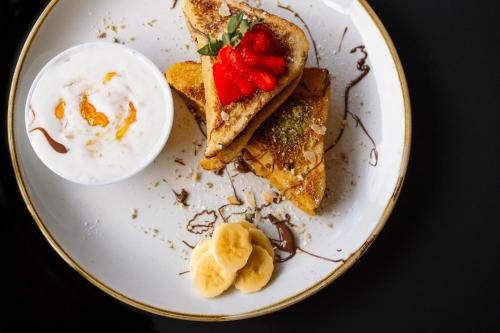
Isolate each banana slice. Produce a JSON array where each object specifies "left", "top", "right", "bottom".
[
  {"left": 248, "top": 228, "right": 274, "bottom": 258},
  {"left": 212, "top": 223, "right": 253, "bottom": 272},
  {"left": 192, "top": 252, "right": 236, "bottom": 298},
  {"left": 190, "top": 239, "right": 212, "bottom": 272},
  {"left": 235, "top": 245, "right": 274, "bottom": 294},
  {"left": 238, "top": 220, "right": 258, "bottom": 231}
]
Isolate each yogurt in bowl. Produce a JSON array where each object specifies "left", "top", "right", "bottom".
[{"left": 25, "top": 42, "right": 173, "bottom": 185}]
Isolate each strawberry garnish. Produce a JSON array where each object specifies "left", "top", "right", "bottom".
[
  {"left": 238, "top": 46, "right": 286, "bottom": 76},
  {"left": 213, "top": 63, "right": 244, "bottom": 105},
  {"left": 242, "top": 25, "right": 279, "bottom": 55},
  {"left": 200, "top": 12, "right": 287, "bottom": 106},
  {"left": 250, "top": 70, "right": 277, "bottom": 92}
]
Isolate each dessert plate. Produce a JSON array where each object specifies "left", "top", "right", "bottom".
[{"left": 8, "top": 0, "right": 411, "bottom": 321}]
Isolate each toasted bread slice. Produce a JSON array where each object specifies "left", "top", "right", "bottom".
[
  {"left": 167, "top": 63, "right": 330, "bottom": 215},
  {"left": 166, "top": 61, "right": 205, "bottom": 111},
  {"left": 182, "top": 0, "right": 309, "bottom": 158},
  {"left": 243, "top": 68, "right": 330, "bottom": 215}
]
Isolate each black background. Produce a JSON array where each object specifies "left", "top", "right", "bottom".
[{"left": 1, "top": 0, "right": 499, "bottom": 331}]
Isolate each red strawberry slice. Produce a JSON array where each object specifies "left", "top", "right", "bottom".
[
  {"left": 238, "top": 46, "right": 286, "bottom": 76},
  {"left": 218, "top": 46, "right": 256, "bottom": 96},
  {"left": 213, "top": 62, "right": 243, "bottom": 105},
  {"left": 241, "top": 25, "right": 280, "bottom": 55},
  {"left": 250, "top": 70, "right": 276, "bottom": 91}
]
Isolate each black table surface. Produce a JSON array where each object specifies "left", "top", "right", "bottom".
[{"left": 1, "top": 0, "right": 499, "bottom": 331}]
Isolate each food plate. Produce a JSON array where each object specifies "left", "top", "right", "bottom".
[{"left": 8, "top": 0, "right": 411, "bottom": 321}]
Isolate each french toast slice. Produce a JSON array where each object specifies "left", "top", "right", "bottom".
[
  {"left": 243, "top": 68, "right": 330, "bottom": 215},
  {"left": 166, "top": 64, "right": 329, "bottom": 215},
  {"left": 182, "top": 0, "right": 309, "bottom": 158}
]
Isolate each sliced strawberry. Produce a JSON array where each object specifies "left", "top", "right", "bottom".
[
  {"left": 242, "top": 25, "right": 280, "bottom": 55},
  {"left": 238, "top": 46, "right": 286, "bottom": 76},
  {"left": 219, "top": 46, "right": 248, "bottom": 72},
  {"left": 218, "top": 46, "right": 257, "bottom": 96},
  {"left": 213, "top": 63, "right": 243, "bottom": 105},
  {"left": 250, "top": 70, "right": 276, "bottom": 91}
]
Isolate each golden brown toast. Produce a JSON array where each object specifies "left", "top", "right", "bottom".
[
  {"left": 166, "top": 61, "right": 205, "bottom": 111},
  {"left": 182, "top": 0, "right": 309, "bottom": 158},
  {"left": 166, "top": 63, "right": 330, "bottom": 215},
  {"left": 243, "top": 68, "right": 330, "bottom": 215}
]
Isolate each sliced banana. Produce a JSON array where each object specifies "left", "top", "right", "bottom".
[
  {"left": 192, "top": 252, "right": 236, "bottom": 298},
  {"left": 238, "top": 220, "right": 258, "bottom": 231},
  {"left": 235, "top": 245, "right": 274, "bottom": 294},
  {"left": 212, "top": 223, "right": 253, "bottom": 272},
  {"left": 248, "top": 228, "right": 274, "bottom": 258},
  {"left": 190, "top": 239, "right": 212, "bottom": 272}
]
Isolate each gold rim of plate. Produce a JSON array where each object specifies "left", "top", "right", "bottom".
[{"left": 7, "top": 0, "right": 412, "bottom": 322}]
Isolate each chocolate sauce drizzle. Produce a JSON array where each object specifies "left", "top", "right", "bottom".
[
  {"left": 226, "top": 167, "right": 241, "bottom": 202},
  {"left": 178, "top": 270, "right": 190, "bottom": 276},
  {"left": 174, "top": 158, "right": 186, "bottom": 166},
  {"left": 170, "top": 0, "right": 178, "bottom": 10},
  {"left": 264, "top": 214, "right": 345, "bottom": 264},
  {"left": 29, "top": 127, "right": 68, "bottom": 154},
  {"left": 188, "top": 107, "right": 207, "bottom": 139},
  {"left": 265, "top": 214, "right": 297, "bottom": 262},
  {"left": 325, "top": 45, "right": 379, "bottom": 167},
  {"left": 29, "top": 106, "right": 36, "bottom": 126},
  {"left": 297, "top": 247, "right": 345, "bottom": 263},
  {"left": 337, "top": 27, "right": 348, "bottom": 53},
  {"left": 182, "top": 240, "right": 195, "bottom": 249},
  {"left": 218, "top": 168, "right": 243, "bottom": 222},
  {"left": 186, "top": 209, "right": 217, "bottom": 236},
  {"left": 277, "top": 4, "right": 320, "bottom": 67}
]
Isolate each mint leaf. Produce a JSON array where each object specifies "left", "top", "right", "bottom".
[
  {"left": 197, "top": 12, "right": 256, "bottom": 56},
  {"left": 238, "top": 19, "right": 250, "bottom": 35},
  {"left": 222, "top": 33, "right": 231, "bottom": 46},
  {"left": 230, "top": 34, "right": 242, "bottom": 47},
  {"left": 227, "top": 12, "right": 243, "bottom": 34},
  {"left": 198, "top": 44, "right": 213, "bottom": 56}
]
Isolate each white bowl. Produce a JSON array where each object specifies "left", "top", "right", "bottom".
[{"left": 25, "top": 42, "right": 174, "bottom": 185}]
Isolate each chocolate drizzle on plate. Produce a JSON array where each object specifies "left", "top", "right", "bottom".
[
  {"left": 28, "top": 106, "right": 36, "bottom": 126},
  {"left": 297, "top": 247, "right": 345, "bottom": 263},
  {"left": 29, "top": 127, "right": 68, "bottom": 154},
  {"left": 188, "top": 106, "right": 207, "bottom": 139},
  {"left": 264, "top": 214, "right": 345, "bottom": 264},
  {"left": 218, "top": 168, "right": 243, "bottom": 222},
  {"left": 337, "top": 27, "right": 348, "bottom": 53},
  {"left": 325, "top": 45, "right": 379, "bottom": 167},
  {"left": 174, "top": 158, "right": 186, "bottom": 166},
  {"left": 277, "top": 4, "right": 320, "bottom": 67},
  {"left": 170, "top": 0, "right": 178, "bottom": 10},
  {"left": 182, "top": 240, "right": 195, "bottom": 249},
  {"left": 265, "top": 214, "right": 297, "bottom": 262},
  {"left": 186, "top": 209, "right": 217, "bottom": 236}
]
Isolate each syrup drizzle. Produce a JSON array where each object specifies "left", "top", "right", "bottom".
[
  {"left": 264, "top": 214, "right": 345, "bottom": 264},
  {"left": 29, "top": 127, "right": 68, "bottom": 154},
  {"left": 325, "top": 45, "right": 379, "bottom": 167},
  {"left": 188, "top": 107, "right": 207, "bottom": 139},
  {"left": 277, "top": 4, "right": 320, "bottom": 67},
  {"left": 186, "top": 210, "right": 217, "bottom": 236},
  {"left": 337, "top": 27, "right": 348, "bottom": 53}
]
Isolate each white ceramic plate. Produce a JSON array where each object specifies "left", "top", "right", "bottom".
[{"left": 8, "top": 0, "right": 411, "bottom": 321}]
